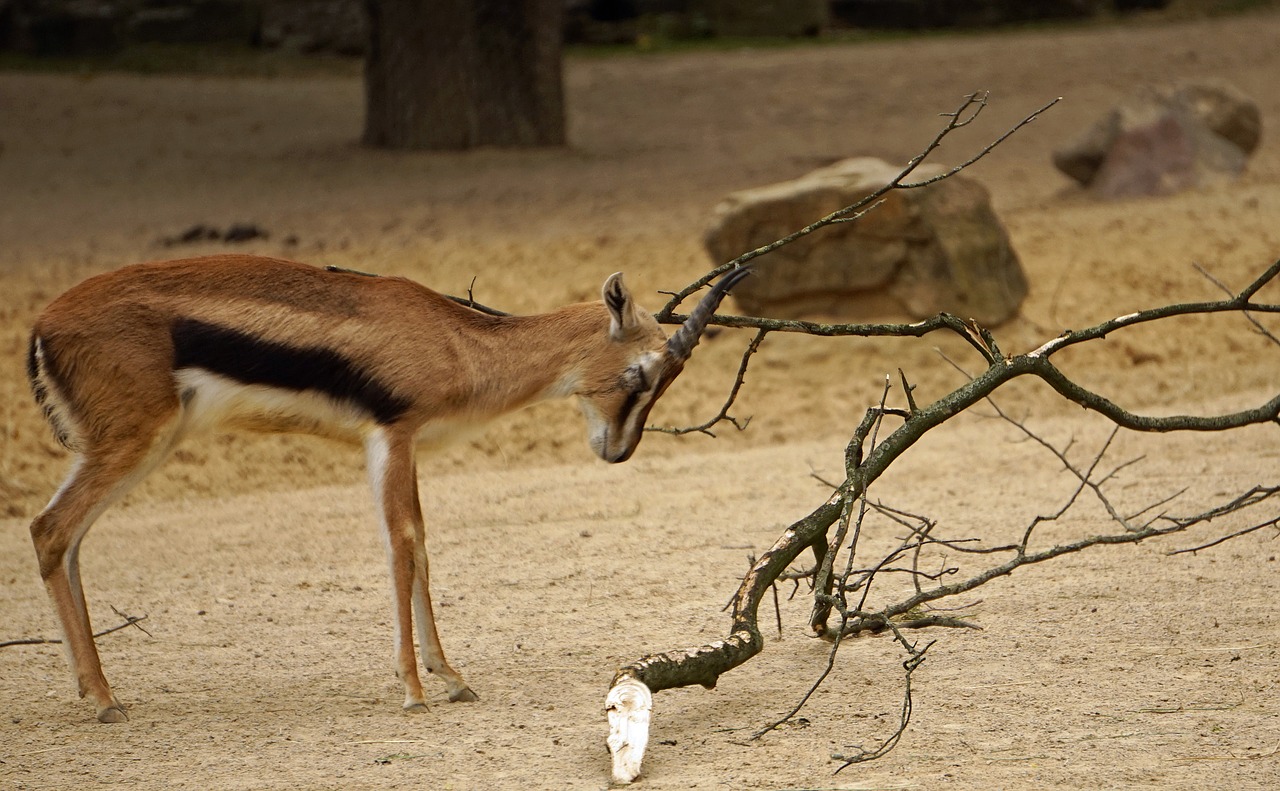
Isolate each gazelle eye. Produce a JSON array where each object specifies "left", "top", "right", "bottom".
[{"left": 623, "top": 364, "right": 650, "bottom": 393}]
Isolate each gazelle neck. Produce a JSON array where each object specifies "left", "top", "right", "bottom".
[{"left": 444, "top": 302, "right": 612, "bottom": 415}]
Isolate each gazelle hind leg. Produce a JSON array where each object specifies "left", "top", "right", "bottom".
[
  {"left": 29, "top": 457, "right": 113, "bottom": 714},
  {"left": 30, "top": 428, "right": 178, "bottom": 722}
]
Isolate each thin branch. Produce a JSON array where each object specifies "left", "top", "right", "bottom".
[
  {"left": 898, "top": 369, "right": 920, "bottom": 415},
  {"left": 110, "top": 604, "right": 153, "bottom": 638},
  {"left": 444, "top": 292, "right": 511, "bottom": 317},
  {"left": 834, "top": 629, "right": 934, "bottom": 771},
  {"left": 0, "top": 612, "right": 149, "bottom": 649},
  {"left": 840, "top": 565, "right": 957, "bottom": 589},
  {"left": 752, "top": 606, "right": 850, "bottom": 741},
  {"left": 654, "top": 93, "right": 1060, "bottom": 323},
  {"left": 839, "top": 502, "right": 1241, "bottom": 638},
  {"left": 1194, "top": 261, "right": 1280, "bottom": 347},
  {"left": 647, "top": 328, "right": 767, "bottom": 436},
  {"left": 898, "top": 95, "right": 1061, "bottom": 188},
  {"left": 1027, "top": 259, "right": 1280, "bottom": 359},
  {"left": 759, "top": 383, "right": 898, "bottom": 738},
  {"left": 1168, "top": 518, "right": 1280, "bottom": 555},
  {"left": 1030, "top": 358, "right": 1280, "bottom": 433},
  {"left": 668, "top": 261, "right": 1280, "bottom": 352},
  {"left": 1164, "top": 486, "right": 1280, "bottom": 554},
  {"left": 810, "top": 380, "right": 898, "bottom": 635}
]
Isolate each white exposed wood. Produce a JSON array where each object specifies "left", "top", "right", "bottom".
[{"left": 605, "top": 676, "right": 653, "bottom": 784}]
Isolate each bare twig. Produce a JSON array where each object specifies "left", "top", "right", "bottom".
[
  {"left": 1166, "top": 486, "right": 1280, "bottom": 554},
  {"left": 837, "top": 480, "right": 1275, "bottom": 640},
  {"left": 1194, "top": 261, "right": 1280, "bottom": 347},
  {"left": 654, "top": 93, "right": 1060, "bottom": 339},
  {"left": 898, "top": 94, "right": 1060, "bottom": 188},
  {"left": 834, "top": 627, "right": 934, "bottom": 771},
  {"left": 0, "top": 611, "right": 149, "bottom": 649},
  {"left": 110, "top": 604, "right": 153, "bottom": 638},
  {"left": 444, "top": 290, "right": 511, "bottom": 317},
  {"left": 756, "top": 382, "right": 898, "bottom": 740},
  {"left": 648, "top": 328, "right": 767, "bottom": 436}
]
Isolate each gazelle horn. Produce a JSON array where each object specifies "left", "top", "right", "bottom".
[{"left": 666, "top": 267, "right": 751, "bottom": 363}]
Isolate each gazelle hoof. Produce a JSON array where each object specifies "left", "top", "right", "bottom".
[
  {"left": 448, "top": 687, "right": 479, "bottom": 703},
  {"left": 97, "top": 705, "right": 128, "bottom": 723}
]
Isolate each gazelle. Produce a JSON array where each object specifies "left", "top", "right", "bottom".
[{"left": 26, "top": 254, "right": 748, "bottom": 723}]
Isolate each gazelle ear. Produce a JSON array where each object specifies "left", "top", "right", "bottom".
[{"left": 603, "top": 272, "right": 641, "bottom": 340}]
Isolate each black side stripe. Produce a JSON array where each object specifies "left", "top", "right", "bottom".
[{"left": 171, "top": 318, "right": 411, "bottom": 425}]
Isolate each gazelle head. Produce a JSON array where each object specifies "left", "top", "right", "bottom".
[{"left": 578, "top": 268, "right": 750, "bottom": 464}]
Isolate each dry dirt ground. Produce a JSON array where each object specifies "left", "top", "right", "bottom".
[{"left": 3, "top": 9, "right": 1280, "bottom": 790}]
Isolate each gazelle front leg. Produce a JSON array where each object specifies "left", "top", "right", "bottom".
[
  {"left": 365, "top": 429, "right": 475, "bottom": 710},
  {"left": 407, "top": 458, "right": 478, "bottom": 703}
]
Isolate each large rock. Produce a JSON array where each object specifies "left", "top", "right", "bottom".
[
  {"left": 1053, "top": 81, "right": 1261, "bottom": 199},
  {"left": 704, "top": 157, "right": 1028, "bottom": 326}
]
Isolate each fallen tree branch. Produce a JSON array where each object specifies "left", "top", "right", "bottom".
[
  {"left": 611, "top": 259, "right": 1280, "bottom": 785},
  {"left": 606, "top": 90, "right": 1280, "bottom": 784}
]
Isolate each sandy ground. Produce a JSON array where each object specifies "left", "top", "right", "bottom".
[{"left": 2, "top": 8, "right": 1280, "bottom": 790}]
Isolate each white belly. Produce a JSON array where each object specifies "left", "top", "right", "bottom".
[
  {"left": 172, "top": 368, "right": 489, "bottom": 450},
  {"left": 173, "top": 368, "right": 373, "bottom": 443}
]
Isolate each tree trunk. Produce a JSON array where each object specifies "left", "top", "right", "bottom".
[{"left": 362, "top": 0, "right": 565, "bottom": 150}]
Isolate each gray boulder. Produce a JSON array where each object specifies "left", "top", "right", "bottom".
[
  {"left": 1053, "top": 81, "right": 1260, "bottom": 198},
  {"left": 704, "top": 157, "right": 1028, "bottom": 326}
]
